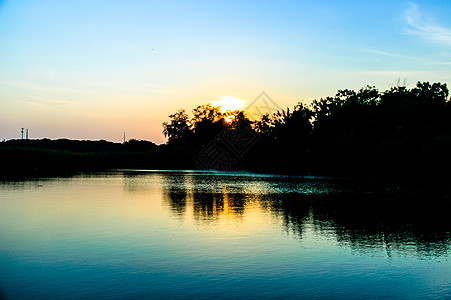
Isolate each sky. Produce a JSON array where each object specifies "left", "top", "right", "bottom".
[{"left": 1, "top": 0, "right": 451, "bottom": 144}]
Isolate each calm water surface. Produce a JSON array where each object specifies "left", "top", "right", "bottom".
[{"left": 1, "top": 170, "right": 451, "bottom": 299}]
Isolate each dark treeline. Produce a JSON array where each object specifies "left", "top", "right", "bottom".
[
  {"left": 0, "top": 138, "right": 192, "bottom": 178},
  {"left": 2, "top": 81, "right": 450, "bottom": 178},
  {"left": 163, "top": 81, "right": 451, "bottom": 177}
]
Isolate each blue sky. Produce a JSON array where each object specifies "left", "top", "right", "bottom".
[{"left": 1, "top": 0, "right": 451, "bottom": 143}]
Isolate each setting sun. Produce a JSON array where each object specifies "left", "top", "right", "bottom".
[
  {"left": 213, "top": 96, "right": 246, "bottom": 114},
  {"left": 224, "top": 115, "right": 234, "bottom": 123}
]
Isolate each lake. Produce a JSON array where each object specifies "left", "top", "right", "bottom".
[{"left": 1, "top": 170, "right": 451, "bottom": 299}]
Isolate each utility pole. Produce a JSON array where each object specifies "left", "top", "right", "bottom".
[
  {"left": 26, "top": 129, "right": 29, "bottom": 140},
  {"left": 123, "top": 132, "right": 126, "bottom": 143},
  {"left": 21, "top": 128, "right": 24, "bottom": 140}
]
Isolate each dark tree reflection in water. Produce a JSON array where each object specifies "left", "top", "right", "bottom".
[
  {"left": 159, "top": 172, "right": 451, "bottom": 258},
  {"left": 161, "top": 173, "right": 189, "bottom": 217},
  {"left": 309, "top": 193, "right": 451, "bottom": 257}
]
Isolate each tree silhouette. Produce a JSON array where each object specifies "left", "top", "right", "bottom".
[
  {"left": 162, "top": 109, "right": 193, "bottom": 144},
  {"left": 191, "top": 104, "right": 228, "bottom": 145}
]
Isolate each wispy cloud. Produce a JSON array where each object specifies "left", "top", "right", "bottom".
[
  {"left": 365, "top": 49, "right": 420, "bottom": 60},
  {"left": 364, "top": 48, "right": 451, "bottom": 66},
  {"left": 0, "top": 80, "right": 76, "bottom": 94},
  {"left": 405, "top": 3, "right": 451, "bottom": 45},
  {"left": 25, "top": 95, "right": 76, "bottom": 108},
  {"left": 359, "top": 69, "right": 451, "bottom": 81},
  {"left": 43, "top": 98, "right": 75, "bottom": 105}
]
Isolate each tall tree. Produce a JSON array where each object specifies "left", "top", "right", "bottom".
[
  {"left": 162, "top": 109, "right": 193, "bottom": 144},
  {"left": 192, "top": 104, "right": 228, "bottom": 145}
]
